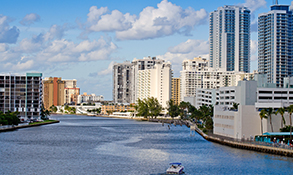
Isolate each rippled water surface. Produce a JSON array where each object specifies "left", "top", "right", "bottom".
[{"left": 1, "top": 115, "right": 293, "bottom": 175}]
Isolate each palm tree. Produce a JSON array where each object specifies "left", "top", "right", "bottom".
[
  {"left": 287, "top": 105, "right": 293, "bottom": 139},
  {"left": 230, "top": 103, "right": 239, "bottom": 111},
  {"left": 259, "top": 109, "right": 267, "bottom": 135},
  {"left": 266, "top": 108, "right": 274, "bottom": 132},
  {"left": 276, "top": 107, "right": 286, "bottom": 128}
]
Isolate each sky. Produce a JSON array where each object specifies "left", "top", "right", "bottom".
[{"left": 0, "top": 0, "right": 292, "bottom": 100}]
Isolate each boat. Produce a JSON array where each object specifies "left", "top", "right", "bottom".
[{"left": 166, "top": 162, "right": 184, "bottom": 174}]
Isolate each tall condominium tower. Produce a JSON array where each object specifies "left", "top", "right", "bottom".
[
  {"left": 113, "top": 57, "right": 172, "bottom": 107},
  {"left": 258, "top": 2, "right": 293, "bottom": 87},
  {"left": 0, "top": 73, "right": 42, "bottom": 119},
  {"left": 43, "top": 77, "right": 65, "bottom": 109},
  {"left": 209, "top": 5, "right": 250, "bottom": 72}
]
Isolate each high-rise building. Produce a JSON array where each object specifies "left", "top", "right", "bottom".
[
  {"left": 113, "top": 57, "right": 172, "bottom": 108},
  {"left": 113, "top": 61, "right": 134, "bottom": 104},
  {"left": 258, "top": 2, "right": 293, "bottom": 87},
  {"left": 0, "top": 73, "right": 42, "bottom": 119},
  {"left": 180, "top": 57, "right": 255, "bottom": 101},
  {"left": 171, "top": 78, "right": 180, "bottom": 105},
  {"left": 43, "top": 77, "right": 65, "bottom": 109},
  {"left": 64, "top": 79, "right": 80, "bottom": 105},
  {"left": 209, "top": 5, "right": 250, "bottom": 72}
]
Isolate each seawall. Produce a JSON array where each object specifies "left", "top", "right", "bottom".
[{"left": 0, "top": 120, "right": 60, "bottom": 132}]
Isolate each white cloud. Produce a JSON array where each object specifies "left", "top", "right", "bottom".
[
  {"left": 157, "top": 39, "right": 209, "bottom": 76},
  {"left": 97, "top": 61, "right": 115, "bottom": 75},
  {"left": 0, "top": 43, "right": 8, "bottom": 52},
  {"left": 242, "top": 0, "right": 266, "bottom": 13},
  {"left": 43, "top": 24, "right": 69, "bottom": 41},
  {"left": 0, "top": 15, "right": 19, "bottom": 43},
  {"left": 20, "top": 13, "right": 41, "bottom": 26},
  {"left": 86, "top": 0, "right": 208, "bottom": 40},
  {"left": 250, "top": 39, "right": 257, "bottom": 61}
]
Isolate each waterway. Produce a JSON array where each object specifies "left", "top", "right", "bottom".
[{"left": 0, "top": 115, "right": 292, "bottom": 175}]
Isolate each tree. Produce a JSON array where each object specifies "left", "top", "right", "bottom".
[
  {"left": 40, "top": 104, "right": 50, "bottom": 120},
  {"left": 230, "top": 103, "right": 239, "bottom": 111},
  {"left": 167, "top": 99, "right": 180, "bottom": 119},
  {"left": 266, "top": 108, "right": 274, "bottom": 132},
  {"left": 259, "top": 109, "right": 267, "bottom": 135},
  {"left": 287, "top": 105, "right": 293, "bottom": 139},
  {"left": 276, "top": 107, "right": 286, "bottom": 128},
  {"left": 135, "top": 98, "right": 149, "bottom": 118},
  {"left": 179, "top": 101, "right": 190, "bottom": 119},
  {"left": 147, "top": 97, "right": 162, "bottom": 119},
  {"left": 49, "top": 105, "right": 58, "bottom": 113}
]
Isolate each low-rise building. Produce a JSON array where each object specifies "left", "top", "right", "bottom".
[
  {"left": 77, "top": 93, "right": 104, "bottom": 104},
  {"left": 101, "top": 104, "right": 135, "bottom": 115}
]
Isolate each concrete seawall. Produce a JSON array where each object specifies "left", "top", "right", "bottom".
[
  {"left": 151, "top": 119, "right": 293, "bottom": 157},
  {"left": 0, "top": 120, "right": 60, "bottom": 132}
]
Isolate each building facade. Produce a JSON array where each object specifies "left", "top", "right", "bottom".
[
  {"left": 64, "top": 79, "right": 80, "bottom": 105},
  {"left": 113, "top": 57, "right": 172, "bottom": 108},
  {"left": 180, "top": 57, "right": 254, "bottom": 101},
  {"left": 171, "top": 78, "right": 180, "bottom": 105},
  {"left": 209, "top": 5, "right": 250, "bottom": 72},
  {"left": 113, "top": 61, "right": 134, "bottom": 104},
  {"left": 0, "top": 73, "right": 42, "bottom": 119},
  {"left": 77, "top": 93, "right": 104, "bottom": 104},
  {"left": 258, "top": 3, "right": 293, "bottom": 87},
  {"left": 43, "top": 77, "right": 65, "bottom": 109}
]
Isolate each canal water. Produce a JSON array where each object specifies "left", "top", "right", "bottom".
[{"left": 0, "top": 115, "right": 292, "bottom": 175}]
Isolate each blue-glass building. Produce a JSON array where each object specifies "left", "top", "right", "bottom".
[
  {"left": 258, "top": 3, "right": 293, "bottom": 88},
  {"left": 209, "top": 5, "right": 250, "bottom": 73}
]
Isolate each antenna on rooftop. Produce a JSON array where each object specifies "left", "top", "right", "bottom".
[{"left": 276, "top": 0, "right": 278, "bottom": 5}]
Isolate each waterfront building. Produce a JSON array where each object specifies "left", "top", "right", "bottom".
[
  {"left": 101, "top": 104, "right": 135, "bottom": 115},
  {"left": 258, "top": 2, "right": 293, "bottom": 87},
  {"left": 0, "top": 73, "right": 42, "bottom": 119},
  {"left": 64, "top": 79, "right": 80, "bottom": 105},
  {"left": 43, "top": 77, "right": 65, "bottom": 109},
  {"left": 113, "top": 61, "right": 134, "bottom": 104},
  {"left": 171, "top": 78, "right": 180, "bottom": 105},
  {"left": 209, "top": 5, "right": 250, "bottom": 72},
  {"left": 113, "top": 57, "right": 172, "bottom": 108},
  {"left": 213, "top": 80, "right": 293, "bottom": 139},
  {"left": 180, "top": 57, "right": 254, "bottom": 101},
  {"left": 135, "top": 57, "right": 172, "bottom": 108},
  {"left": 77, "top": 93, "right": 104, "bottom": 104}
]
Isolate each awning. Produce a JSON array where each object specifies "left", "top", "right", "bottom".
[{"left": 263, "top": 132, "right": 293, "bottom": 136}]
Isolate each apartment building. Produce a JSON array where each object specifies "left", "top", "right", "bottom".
[
  {"left": 43, "top": 77, "right": 65, "bottom": 109},
  {"left": 210, "top": 5, "right": 250, "bottom": 72},
  {"left": 171, "top": 78, "right": 180, "bottom": 105},
  {"left": 258, "top": 2, "right": 293, "bottom": 87},
  {"left": 180, "top": 57, "right": 254, "bottom": 101},
  {"left": 101, "top": 104, "right": 135, "bottom": 115},
  {"left": 77, "top": 93, "right": 104, "bottom": 104},
  {"left": 0, "top": 73, "right": 42, "bottom": 119},
  {"left": 64, "top": 79, "right": 80, "bottom": 105}
]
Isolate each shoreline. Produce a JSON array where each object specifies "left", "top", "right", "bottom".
[{"left": 0, "top": 120, "right": 60, "bottom": 132}]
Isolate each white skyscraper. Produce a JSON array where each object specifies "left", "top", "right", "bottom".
[
  {"left": 258, "top": 2, "right": 293, "bottom": 87},
  {"left": 209, "top": 5, "right": 250, "bottom": 72}
]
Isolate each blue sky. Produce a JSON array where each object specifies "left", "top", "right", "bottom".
[{"left": 0, "top": 0, "right": 292, "bottom": 100}]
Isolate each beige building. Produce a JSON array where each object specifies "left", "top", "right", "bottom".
[
  {"left": 64, "top": 79, "right": 80, "bottom": 105},
  {"left": 43, "top": 77, "right": 65, "bottom": 109},
  {"left": 101, "top": 104, "right": 135, "bottom": 115},
  {"left": 171, "top": 78, "right": 180, "bottom": 105}
]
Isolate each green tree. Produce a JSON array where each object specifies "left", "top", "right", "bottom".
[
  {"left": 230, "top": 103, "right": 239, "bottom": 111},
  {"left": 276, "top": 107, "right": 286, "bottom": 128},
  {"left": 167, "top": 99, "right": 180, "bottom": 119},
  {"left": 179, "top": 101, "right": 190, "bottom": 119},
  {"left": 266, "top": 108, "right": 274, "bottom": 132},
  {"left": 287, "top": 105, "right": 293, "bottom": 139},
  {"left": 40, "top": 104, "right": 50, "bottom": 120},
  {"left": 49, "top": 105, "right": 58, "bottom": 113},
  {"left": 147, "top": 97, "right": 162, "bottom": 119},
  {"left": 259, "top": 109, "right": 267, "bottom": 135},
  {"left": 135, "top": 98, "right": 149, "bottom": 118}
]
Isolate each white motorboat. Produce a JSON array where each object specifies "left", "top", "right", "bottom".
[{"left": 166, "top": 162, "right": 184, "bottom": 174}]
